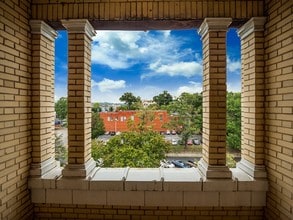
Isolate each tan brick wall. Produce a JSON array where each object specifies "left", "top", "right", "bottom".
[
  {"left": 66, "top": 32, "right": 92, "bottom": 165},
  {"left": 239, "top": 19, "right": 266, "bottom": 166},
  {"left": 31, "top": 22, "right": 56, "bottom": 165},
  {"left": 31, "top": 0, "right": 264, "bottom": 22},
  {"left": 199, "top": 19, "right": 231, "bottom": 167},
  {"left": 60, "top": 20, "right": 96, "bottom": 178},
  {"left": 264, "top": 0, "right": 293, "bottom": 219},
  {"left": 34, "top": 204, "right": 264, "bottom": 220},
  {"left": 2, "top": 0, "right": 292, "bottom": 219},
  {"left": 0, "top": 0, "right": 33, "bottom": 219}
]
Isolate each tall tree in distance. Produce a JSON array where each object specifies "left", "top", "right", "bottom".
[
  {"left": 119, "top": 92, "right": 141, "bottom": 110},
  {"left": 153, "top": 90, "right": 173, "bottom": 108},
  {"left": 226, "top": 92, "right": 241, "bottom": 150},
  {"left": 166, "top": 93, "right": 202, "bottom": 148},
  {"left": 55, "top": 97, "right": 67, "bottom": 120},
  {"left": 92, "top": 102, "right": 101, "bottom": 113},
  {"left": 92, "top": 112, "right": 105, "bottom": 139}
]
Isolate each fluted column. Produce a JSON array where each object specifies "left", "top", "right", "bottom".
[
  {"left": 198, "top": 18, "right": 232, "bottom": 179},
  {"left": 237, "top": 17, "right": 267, "bottom": 178},
  {"left": 30, "top": 20, "right": 59, "bottom": 176},
  {"left": 61, "top": 19, "right": 96, "bottom": 178}
]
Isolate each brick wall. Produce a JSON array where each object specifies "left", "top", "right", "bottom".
[
  {"left": 0, "top": 0, "right": 33, "bottom": 219},
  {"left": 264, "top": 0, "right": 293, "bottom": 219},
  {"left": 31, "top": 0, "right": 264, "bottom": 22},
  {"left": 2, "top": 0, "right": 292, "bottom": 219},
  {"left": 100, "top": 110, "right": 170, "bottom": 133},
  {"left": 34, "top": 204, "right": 264, "bottom": 220}
]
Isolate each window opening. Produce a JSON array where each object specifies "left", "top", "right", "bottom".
[
  {"left": 54, "top": 29, "right": 241, "bottom": 169},
  {"left": 226, "top": 29, "right": 242, "bottom": 167},
  {"left": 54, "top": 30, "right": 68, "bottom": 167}
]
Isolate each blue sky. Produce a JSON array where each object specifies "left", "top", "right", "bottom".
[{"left": 55, "top": 29, "right": 241, "bottom": 103}]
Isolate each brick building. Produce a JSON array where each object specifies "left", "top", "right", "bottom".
[
  {"left": 100, "top": 110, "right": 170, "bottom": 133},
  {"left": 0, "top": 0, "right": 292, "bottom": 220}
]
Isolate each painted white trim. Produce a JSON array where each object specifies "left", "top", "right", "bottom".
[
  {"left": 61, "top": 19, "right": 96, "bottom": 39},
  {"left": 238, "top": 17, "right": 266, "bottom": 40},
  {"left": 198, "top": 17, "right": 232, "bottom": 38},
  {"left": 30, "top": 20, "right": 57, "bottom": 41}
]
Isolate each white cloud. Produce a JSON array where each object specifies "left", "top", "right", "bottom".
[
  {"left": 92, "top": 31, "right": 147, "bottom": 69},
  {"left": 92, "top": 78, "right": 126, "bottom": 92},
  {"left": 227, "top": 82, "right": 241, "bottom": 92},
  {"left": 143, "top": 61, "right": 202, "bottom": 79},
  {"left": 175, "top": 81, "right": 202, "bottom": 96},
  {"left": 91, "top": 30, "right": 197, "bottom": 75},
  {"left": 227, "top": 57, "right": 241, "bottom": 73}
]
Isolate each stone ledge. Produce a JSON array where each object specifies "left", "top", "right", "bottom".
[{"left": 29, "top": 167, "right": 268, "bottom": 207}]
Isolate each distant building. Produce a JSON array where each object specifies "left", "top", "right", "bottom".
[
  {"left": 98, "top": 103, "right": 122, "bottom": 112},
  {"left": 99, "top": 110, "right": 170, "bottom": 133},
  {"left": 142, "top": 100, "right": 155, "bottom": 108}
]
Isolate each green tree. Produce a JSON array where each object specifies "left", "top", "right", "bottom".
[
  {"left": 92, "top": 102, "right": 101, "bottom": 113},
  {"left": 55, "top": 133, "right": 67, "bottom": 166},
  {"left": 55, "top": 97, "right": 67, "bottom": 120},
  {"left": 127, "top": 109, "right": 155, "bottom": 132},
  {"left": 226, "top": 92, "right": 241, "bottom": 150},
  {"left": 91, "top": 131, "right": 170, "bottom": 167},
  {"left": 119, "top": 92, "right": 141, "bottom": 110},
  {"left": 92, "top": 112, "right": 105, "bottom": 139},
  {"left": 166, "top": 93, "right": 202, "bottom": 148},
  {"left": 153, "top": 91, "right": 173, "bottom": 108}
]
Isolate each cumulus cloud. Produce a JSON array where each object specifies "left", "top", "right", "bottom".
[
  {"left": 142, "top": 61, "right": 202, "bottom": 79},
  {"left": 227, "top": 57, "right": 241, "bottom": 73},
  {"left": 92, "top": 78, "right": 126, "bottom": 92},
  {"left": 91, "top": 30, "right": 198, "bottom": 77},
  {"left": 175, "top": 81, "right": 202, "bottom": 96},
  {"left": 227, "top": 82, "right": 241, "bottom": 92}
]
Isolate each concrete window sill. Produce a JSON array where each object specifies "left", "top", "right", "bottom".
[{"left": 29, "top": 167, "right": 268, "bottom": 207}]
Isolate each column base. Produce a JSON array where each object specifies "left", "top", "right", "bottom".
[
  {"left": 198, "top": 159, "right": 232, "bottom": 179},
  {"left": 62, "top": 158, "right": 97, "bottom": 178},
  {"left": 30, "top": 157, "right": 60, "bottom": 177},
  {"left": 236, "top": 158, "right": 267, "bottom": 178}
]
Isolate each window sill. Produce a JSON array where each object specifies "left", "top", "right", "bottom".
[{"left": 29, "top": 167, "right": 268, "bottom": 207}]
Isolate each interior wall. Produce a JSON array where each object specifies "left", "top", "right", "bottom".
[
  {"left": 264, "top": 0, "right": 293, "bottom": 219},
  {"left": 0, "top": 0, "right": 33, "bottom": 219}
]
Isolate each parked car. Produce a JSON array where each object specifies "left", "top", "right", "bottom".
[
  {"left": 171, "top": 139, "right": 178, "bottom": 145},
  {"left": 171, "top": 130, "right": 177, "bottom": 135},
  {"left": 193, "top": 138, "right": 201, "bottom": 145},
  {"left": 166, "top": 130, "right": 171, "bottom": 135},
  {"left": 171, "top": 160, "right": 191, "bottom": 168},
  {"left": 187, "top": 139, "right": 193, "bottom": 145}
]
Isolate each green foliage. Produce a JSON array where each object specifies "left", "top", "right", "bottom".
[
  {"left": 226, "top": 153, "right": 236, "bottom": 168},
  {"left": 127, "top": 110, "right": 155, "bottom": 132},
  {"left": 91, "top": 131, "right": 170, "bottom": 167},
  {"left": 92, "top": 102, "right": 101, "bottom": 113},
  {"left": 92, "top": 112, "right": 105, "bottom": 139},
  {"left": 153, "top": 91, "right": 173, "bottom": 108},
  {"left": 55, "top": 97, "right": 67, "bottom": 120},
  {"left": 55, "top": 133, "right": 67, "bottom": 166},
  {"left": 119, "top": 92, "right": 142, "bottom": 110},
  {"left": 226, "top": 92, "right": 241, "bottom": 150},
  {"left": 166, "top": 93, "right": 202, "bottom": 147}
]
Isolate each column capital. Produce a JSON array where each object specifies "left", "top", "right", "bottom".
[
  {"left": 198, "top": 18, "right": 232, "bottom": 37},
  {"left": 238, "top": 17, "right": 266, "bottom": 40},
  {"left": 61, "top": 19, "right": 96, "bottom": 39},
  {"left": 30, "top": 20, "right": 57, "bottom": 41}
]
